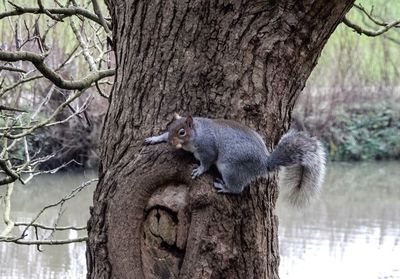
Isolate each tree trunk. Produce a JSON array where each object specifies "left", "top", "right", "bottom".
[{"left": 87, "top": 1, "right": 354, "bottom": 278}]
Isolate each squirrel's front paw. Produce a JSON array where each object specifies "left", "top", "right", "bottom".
[
  {"left": 191, "top": 165, "right": 205, "bottom": 179},
  {"left": 144, "top": 136, "right": 159, "bottom": 145}
]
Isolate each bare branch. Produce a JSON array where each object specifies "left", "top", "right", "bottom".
[
  {"left": 31, "top": 159, "right": 81, "bottom": 175},
  {"left": 0, "top": 159, "right": 20, "bottom": 185},
  {"left": 0, "top": 97, "right": 90, "bottom": 132},
  {"left": 91, "top": 0, "right": 111, "bottom": 33},
  {"left": 0, "top": 176, "right": 17, "bottom": 186},
  {"left": 31, "top": 84, "right": 55, "bottom": 120},
  {"left": 95, "top": 81, "right": 109, "bottom": 99},
  {"left": 43, "top": 96, "right": 92, "bottom": 128},
  {"left": 13, "top": 135, "right": 35, "bottom": 185},
  {"left": 37, "top": 0, "right": 62, "bottom": 21},
  {"left": 353, "top": 3, "right": 400, "bottom": 28},
  {"left": 0, "top": 73, "right": 43, "bottom": 98},
  {"left": 0, "top": 124, "right": 23, "bottom": 186},
  {"left": 0, "top": 183, "right": 15, "bottom": 237},
  {"left": 14, "top": 222, "right": 86, "bottom": 231},
  {"left": 1, "top": 44, "right": 80, "bottom": 97},
  {"left": 1, "top": 89, "right": 88, "bottom": 139},
  {"left": 17, "top": 178, "right": 97, "bottom": 239},
  {"left": 0, "top": 5, "right": 111, "bottom": 30},
  {"left": 0, "top": 50, "right": 115, "bottom": 90},
  {"left": 353, "top": 4, "right": 400, "bottom": 46},
  {"left": 55, "top": 43, "right": 80, "bottom": 70},
  {"left": 343, "top": 17, "right": 400, "bottom": 37},
  {"left": 26, "top": 154, "right": 56, "bottom": 168},
  {"left": 0, "top": 105, "right": 26, "bottom": 113},
  {"left": 69, "top": 19, "right": 97, "bottom": 71},
  {"left": 0, "top": 65, "right": 27, "bottom": 73},
  {"left": 0, "top": 44, "right": 83, "bottom": 97},
  {"left": 1, "top": 236, "right": 88, "bottom": 245}
]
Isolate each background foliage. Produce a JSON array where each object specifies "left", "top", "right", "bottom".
[{"left": 296, "top": 0, "right": 400, "bottom": 161}]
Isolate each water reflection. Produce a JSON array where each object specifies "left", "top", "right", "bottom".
[
  {"left": 278, "top": 162, "right": 400, "bottom": 279},
  {"left": 1, "top": 163, "right": 399, "bottom": 278},
  {"left": 0, "top": 171, "right": 96, "bottom": 279}
]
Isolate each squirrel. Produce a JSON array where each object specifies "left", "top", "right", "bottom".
[{"left": 145, "top": 113, "right": 326, "bottom": 206}]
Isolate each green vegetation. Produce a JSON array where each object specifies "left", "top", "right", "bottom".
[{"left": 323, "top": 103, "right": 400, "bottom": 161}]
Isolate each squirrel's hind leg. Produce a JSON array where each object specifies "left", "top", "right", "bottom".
[
  {"left": 214, "top": 171, "right": 246, "bottom": 194},
  {"left": 214, "top": 162, "right": 247, "bottom": 194},
  {"left": 213, "top": 180, "right": 227, "bottom": 193},
  {"left": 213, "top": 178, "right": 230, "bottom": 193}
]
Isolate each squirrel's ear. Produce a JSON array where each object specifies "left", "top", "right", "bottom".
[
  {"left": 186, "top": 115, "right": 193, "bottom": 128},
  {"left": 173, "top": 112, "right": 181, "bottom": 120}
]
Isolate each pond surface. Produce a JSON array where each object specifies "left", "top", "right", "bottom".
[
  {"left": 278, "top": 162, "right": 400, "bottom": 279},
  {"left": 0, "top": 171, "right": 95, "bottom": 279},
  {"left": 0, "top": 162, "right": 399, "bottom": 279}
]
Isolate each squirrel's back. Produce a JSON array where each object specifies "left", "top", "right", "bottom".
[{"left": 194, "top": 117, "right": 268, "bottom": 156}]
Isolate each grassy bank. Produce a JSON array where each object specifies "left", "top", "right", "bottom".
[{"left": 295, "top": 99, "right": 400, "bottom": 161}]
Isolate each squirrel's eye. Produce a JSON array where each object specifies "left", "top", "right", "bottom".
[{"left": 178, "top": 128, "right": 186, "bottom": 137}]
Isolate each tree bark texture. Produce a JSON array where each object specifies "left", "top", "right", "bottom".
[{"left": 87, "top": 1, "right": 354, "bottom": 278}]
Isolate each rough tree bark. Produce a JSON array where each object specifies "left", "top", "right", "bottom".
[{"left": 87, "top": 1, "right": 354, "bottom": 278}]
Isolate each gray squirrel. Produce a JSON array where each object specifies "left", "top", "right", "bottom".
[{"left": 145, "top": 113, "right": 326, "bottom": 206}]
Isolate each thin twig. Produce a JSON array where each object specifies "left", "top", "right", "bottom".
[
  {"left": 2, "top": 236, "right": 88, "bottom": 245},
  {"left": 343, "top": 17, "right": 400, "bottom": 37},
  {"left": 0, "top": 105, "right": 26, "bottom": 113},
  {"left": 1, "top": 88, "right": 86, "bottom": 139},
  {"left": 0, "top": 182, "right": 15, "bottom": 237},
  {"left": 0, "top": 159, "right": 20, "bottom": 185},
  {"left": 37, "top": 0, "right": 62, "bottom": 21},
  {"left": 0, "top": 65, "right": 27, "bottom": 73},
  {"left": 95, "top": 81, "right": 109, "bottom": 99},
  {"left": 91, "top": 0, "right": 110, "bottom": 33},
  {"left": 14, "top": 222, "right": 86, "bottom": 231},
  {"left": 0, "top": 74, "right": 43, "bottom": 98},
  {"left": 16, "top": 178, "right": 97, "bottom": 240},
  {"left": 353, "top": 3, "right": 400, "bottom": 28},
  {"left": 69, "top": 18, "right": 97, "bottom": 71}
]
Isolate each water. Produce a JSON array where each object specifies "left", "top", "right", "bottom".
[
  {"left": 0, "top": 171, "right": 96, "bottom": 279},
  {"left": 0, "top": 163, "right": 399, "bottom": 279},
  {"left": 278, "top": 162, "right": 400, "bottom": 279}
]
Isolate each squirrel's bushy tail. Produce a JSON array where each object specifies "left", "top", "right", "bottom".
[{"left": 267, "top": 131, "right": 326, "bottom": 207}]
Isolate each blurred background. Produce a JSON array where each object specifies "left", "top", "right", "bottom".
[{"left": 1, "top": 0, "right": 399, "bottom": 278}]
